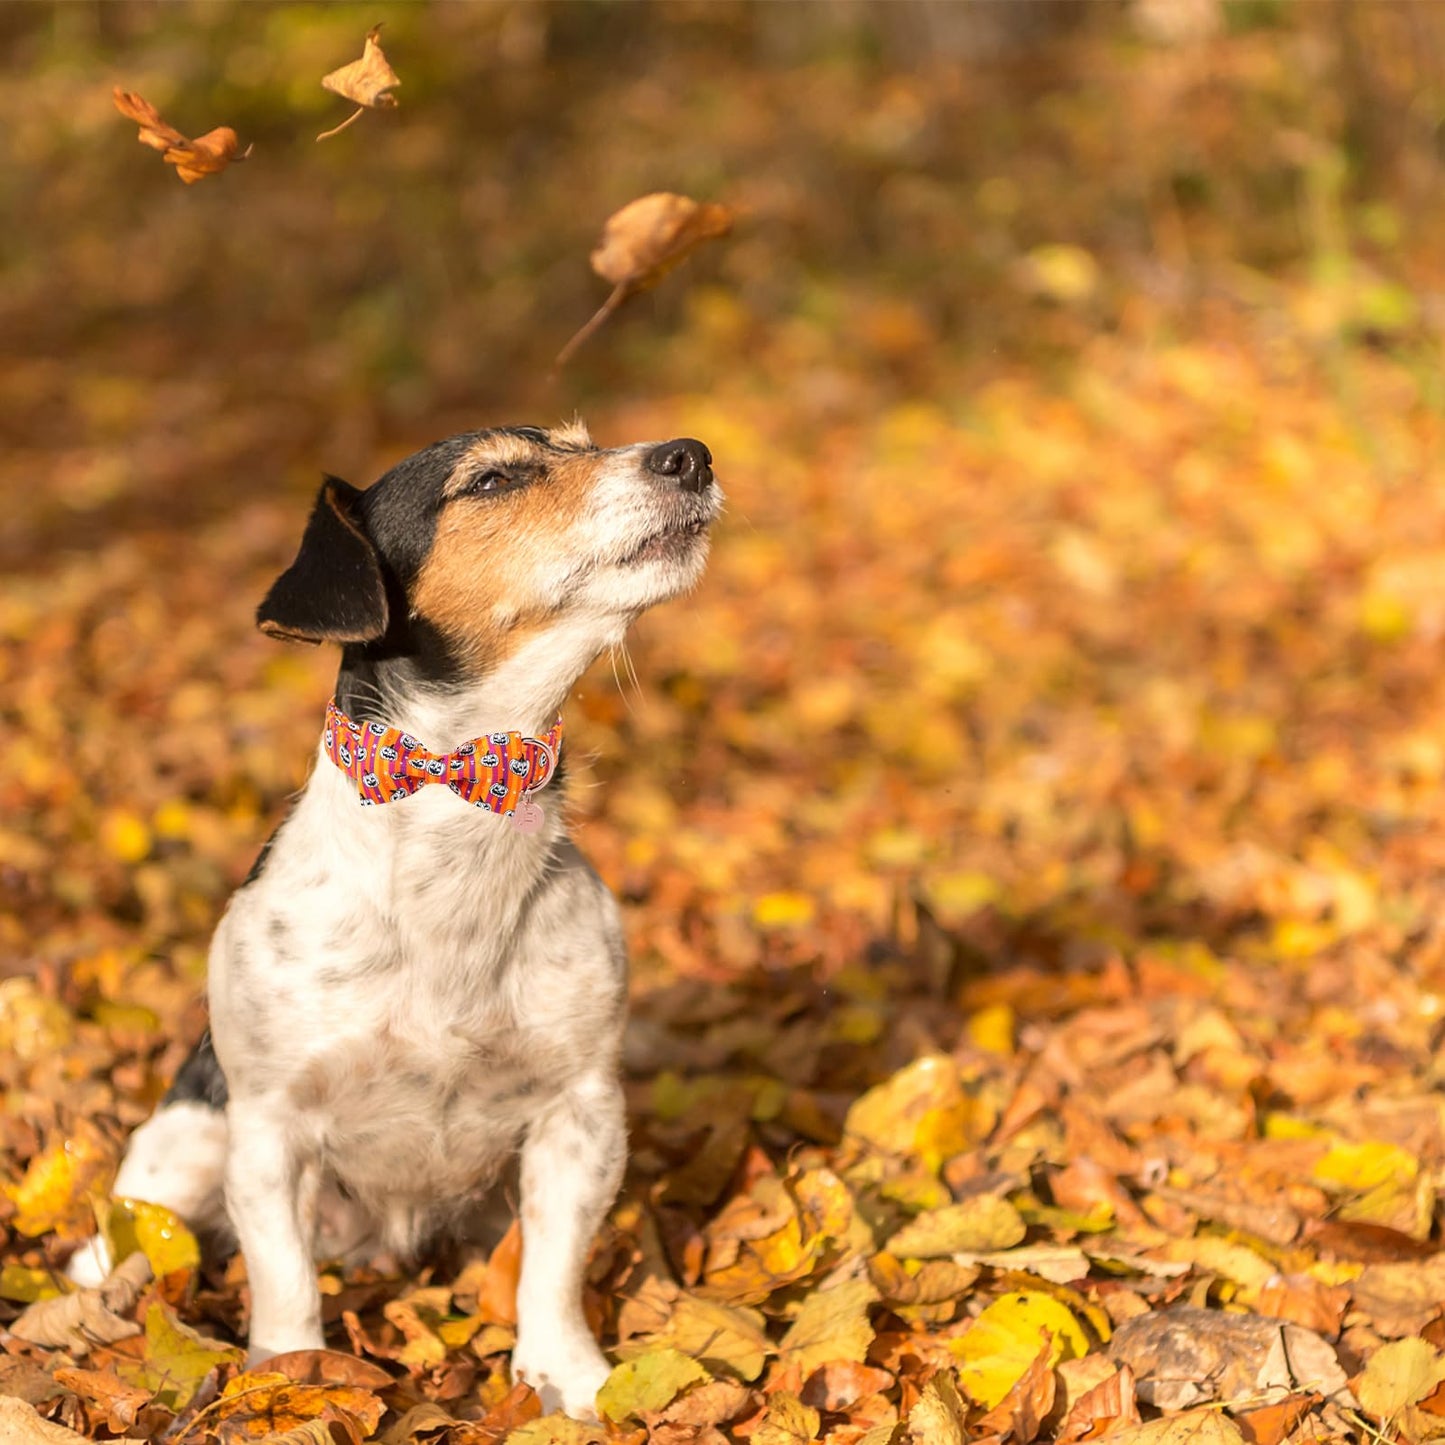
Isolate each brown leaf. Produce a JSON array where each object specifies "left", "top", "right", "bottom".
[
  {"left": 259, "top": 1350, "right": 394, "bottom": 1391},
  {"left": 555, "top": 192, "right": 733, "bottom": 367},
  {"left": 973, "top": 1345, "right": 1056, "bottom": 1445},
  {"left": 0, "top": 1396, "right": 136, "bottom": 1445},
  {"left": 589, "top": 193, "right": 734, "bottom": 296},
  {"left": 113, "top": 88, "right": 251, "bottom": 184},
  {"left": 50, "top": 1368, "right": 162, "bottom": 1436},
  {"left": 1232, "top": 1393, "right": 1319, "bottom": 1445},
  {"left": 799, "top": 1362, "right": 896, "bottom": 1412},
  {"left": 656, "top": 1379, "right": 754, "bottom": 1427},
  {"left": 1056, "top": 1364, "right": 1141, "bottom": 1443},
  {"left": 318, "top": 25, "right": 400, "bottom": 141},
  {"left": 10, "top": 1252, "right": 150, "bottom": 1353}
]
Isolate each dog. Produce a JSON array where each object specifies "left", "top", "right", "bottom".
[{"left": 67, "top": 419, "right": 719, "bottom": 1418}]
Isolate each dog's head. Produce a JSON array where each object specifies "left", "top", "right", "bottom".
[{"left": 256, "top": 420, "right": 719, "bottom": 673}]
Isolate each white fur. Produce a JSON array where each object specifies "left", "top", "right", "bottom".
[{"left": 75, "top": 433, "right": 720, "bottom": 1419}]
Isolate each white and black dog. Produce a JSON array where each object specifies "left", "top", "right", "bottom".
[{"left": 69, "top": 420, "right": 719, "bottom": 1417}]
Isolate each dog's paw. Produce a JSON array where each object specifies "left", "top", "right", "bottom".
[
  {"left": 513, "top": 1335, "right": 612, "bottom": 1420},
  {"left": 246, "top": 1337, "right": 324, "bottom": 1370},
  {"left": 65, "top": 1237, "right": 113, "bottom": 1289}
]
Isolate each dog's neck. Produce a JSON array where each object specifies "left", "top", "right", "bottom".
[{"left": 334, "top": 614, "right": 629, "bottom": 750}]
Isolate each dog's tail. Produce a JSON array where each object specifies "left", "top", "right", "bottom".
[{"left": 67, "top": 1031, "right": 230, "bottom": 1286}]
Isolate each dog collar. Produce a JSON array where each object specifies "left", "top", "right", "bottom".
[{"left": 322, "top": 699, "right": 562, "bottom": 832}]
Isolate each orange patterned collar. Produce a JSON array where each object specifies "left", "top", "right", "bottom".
[{"left": 322, "top": 699, "right": 562, "bottom": 830}]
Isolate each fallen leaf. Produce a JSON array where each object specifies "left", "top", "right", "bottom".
[
  {"left": 973, "top": 1342, "right": 1055, "bottom": 1443},
  {"left": 888, "top": 1196, "right": 1026, "bottom": 1258},
  {"left": 318, "top": 25, "right": 401, "bottom": 141},
  {"left": 953, "top": 1291, "right": 1088, "bottom": 1409},
  {"left": 1107, "top": 1308, "right": 1349, "bottom": 1412},
  {"left": 120, "top": 1301, "right": 243, "bottom": 1410},
  {"left": 777, "top": 1276, "right": 876, "bottom": 1373},
  {"left": 746, "top": 1391, "right": 820, "bottom": 1445},
  {"left": 10, "top": 1252, "right": 150, "bottom": 1353},
  {"left": 1109, "top": 1412, "right": 1246, "bottom": 1444},
  {"left": 906, "top": 1369, "right": 969, "bottom": 1445},
  {"left": 1357, "top": 1337, "right": 1445, "bottom": 1432},
  {"left": 656, "top": 1378, "right": 753, "bottom": 1427},
  {"left": 1056, "top": 1362, "right": 1141, "bottom": 1443},
  {"left": 0, "top": 1397, "right": 136, "bottom": 1445},
  {"left": 598, "top": 1349, "right": 709, "bottom": 1422},
  {"left": 113, "top": 88, "right": 251, "bottom": 183},
  {"left": 799, "top": 1361, "right": 895, "bottom": 1412},
  {"left": 104, "top": 1197, "right": 200, "bottom": 1278}
]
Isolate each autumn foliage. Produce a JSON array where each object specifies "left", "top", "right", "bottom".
[{"left": 6, "top": 4, "right": 1445, "bottom": 1444}]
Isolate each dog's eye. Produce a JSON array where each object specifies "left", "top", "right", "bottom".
[{"left": 462, "top": 470, "right": 510, "bottom": 496}]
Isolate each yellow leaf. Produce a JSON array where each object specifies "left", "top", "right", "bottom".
[
  {"left": 846, "top": 1056, "right": 991, "bottom": 1172},
  {"left": 888, "top": 1196, "right": 1026, "bottom": 1259},
  {"left": 1313, "top": 1140, "right": 1418, "bottom": 1193},
  {"left": 620, "top": 1294, "right": 771, "bottom": 1382},
  {"left": 100, "top": 808, "right": 152, "bottom": 864},
  {"left": 778, "top": 1277, "right": 876, "bottom": 1373},
  {"left": 752, "top": 891, "right": 816, "bottom": 928},
  {"left": 597, "top": 1348, "right": 708, "bottom": 1421},
  {"left": 0, "top": 1264, "right": 65, "bottom": 1303},
  {"left": 105, "top": 1198, "right": 200, "bottom": 1277},
  {"left": 751, "top": 1391, "right": 821, "bottom": 1445},
  {"left": 952, "top": 1291, "right": 1088, "bottom": 1409},
  {"left": 1357, "top": 1337, "right": 1445, "bottom": 1424},
  {"left": 7, "top": 1132, "right": 112, "bottom": 1240},
  {"left": 966, "top": 1003, "right": 1015, "bottom": 1057},
  {"left": 122, "top": 1302, "right": 243, "bottom": 1410}
]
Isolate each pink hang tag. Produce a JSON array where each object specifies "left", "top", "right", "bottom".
[{"left": 511, "top": 796, "right": 545, "bottom": 834}]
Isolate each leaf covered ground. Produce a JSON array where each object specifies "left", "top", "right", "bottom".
[{"left": 4, "top": 5, "right": 1445, "bottom": 1444}]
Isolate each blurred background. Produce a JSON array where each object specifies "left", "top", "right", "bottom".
[{"left": 3, "top": 0, "right": 1445, "bottom": 1108}]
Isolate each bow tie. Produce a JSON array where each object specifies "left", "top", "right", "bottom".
[{"left": 322, "top": 699, "right": 562, "bottom": 825}]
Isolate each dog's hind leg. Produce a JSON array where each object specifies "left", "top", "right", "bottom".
[{"left": 67, "top": 1031, "right": 231, "bottom": 1286}]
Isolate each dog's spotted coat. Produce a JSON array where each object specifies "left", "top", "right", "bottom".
[{"left": 68, "top": 421, "right": 720, "bottom": 1418}]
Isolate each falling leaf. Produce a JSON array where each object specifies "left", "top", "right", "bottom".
[
  {"left": 554, "top": 192, "right": 733, "bottom": 367},
  {"left": 112, "top": 89, "right": 251, "bottom": 184},
  {"left": 318, "top": 25, "right": 401, "bottom": 141}
]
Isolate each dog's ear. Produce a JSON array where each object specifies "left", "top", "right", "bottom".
[{"left": 256, "top": 477, "right": 389, "bottom": 645}]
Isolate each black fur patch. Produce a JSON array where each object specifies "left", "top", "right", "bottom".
[
  {"left": 163, "top": 1029, "right": 229, "bottom": 1111},
  {"left": 257, "top": 477, "right": 389, "bottom": 645}
]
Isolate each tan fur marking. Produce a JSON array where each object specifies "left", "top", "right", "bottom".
[
  {"left": 416, "top": 444, "right": 610, "bottom": 672},
  {"left": 551, "top": 417, "right": 594, "bottom": 450}
]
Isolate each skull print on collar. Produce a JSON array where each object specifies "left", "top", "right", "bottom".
[{"left": 322, "top": 698, "right": 562, "bottom": 823}]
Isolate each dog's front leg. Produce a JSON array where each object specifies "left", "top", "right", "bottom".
[
  {"left": 225, "top": 1103, "right": 324, "bottom": 1362},
  {"left": 512, "top": 1071, "right": 625, "bottom": 1418}
]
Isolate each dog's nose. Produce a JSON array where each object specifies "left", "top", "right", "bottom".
[{"left": 645, "top": 438, "right": 713, "bottom": 493}]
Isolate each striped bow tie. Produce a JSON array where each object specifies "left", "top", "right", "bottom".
[{"left": 322, "top": 699, "right": 562, "bottom": 831}]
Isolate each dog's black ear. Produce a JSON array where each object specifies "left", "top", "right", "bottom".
[{"left": 256, "top": 477, "right": 389, "bottom": 645}]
